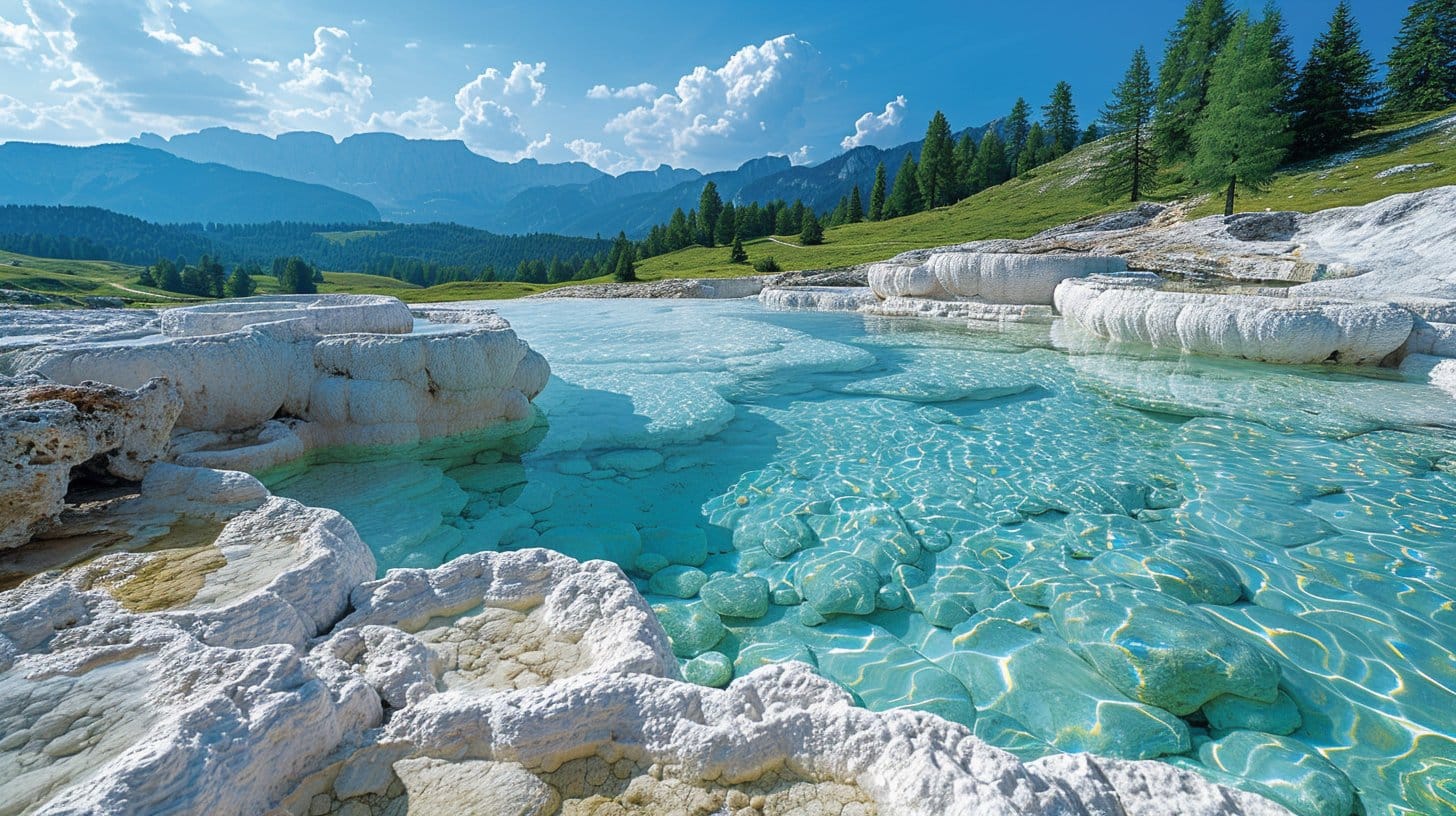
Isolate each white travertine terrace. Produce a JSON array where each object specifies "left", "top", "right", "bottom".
[{"left": 868, "top": 252, "right": 1128, "bottom": 305}]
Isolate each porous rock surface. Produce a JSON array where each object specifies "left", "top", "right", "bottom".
[
  {"left": 6, "top": 296, "right": 549, "bottom": 472},
  {"left": 760, "top": 286, "right": 879, "bottom": 311},
  {"left": 0, "top": 375, "right": 181, "bottom": 549},
  {"left": 1054, "top": 275, "right": 1413, "bottom": 365},
  {"left": 868, "top": 252, "right": 1127, "bottom": 305}
]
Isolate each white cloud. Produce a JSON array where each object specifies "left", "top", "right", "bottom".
[
  {"left": 603, "top": 34, "right": 823, "bottom": 170},
  {"left": 586, "top": 82, "right": 657, "bottom": 101},
  {"left": 565, "top": 137, "right": 640, "bottom": 173},
  {"left": 365, "top": 96, "right": 447, "bottom": 138},
  {"left": 789, "top": 145, "right": 811, "bottom": 164},
  {"left": 281, "top": 26, "right": 371, "bottom": 107},
  {"left": 445, "top": 60, "right": 552, "bottom": 159},
  {"left": 403, "top": 40, "right": 419, "bottom": 49},
  {"left": 247, "top": 57, "right": 278, "bottom": 72},
  {"left": 141, "top": 0, "right": 223, "bottom": 57},
  {"left": 840, "top": 94, "right": 906, "bottom": 150},
  {"left": 0, "top": 14, "right": 41, "bottom": 53}
]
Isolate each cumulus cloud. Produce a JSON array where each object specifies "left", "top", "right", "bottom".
[
  {"left": 565, "top": 137, "right": 640, "bottom": 174},
  {"left": 141, "top": 0, "right": 221, "bottom": 58},
  {"left": 603, "top": 34, "right": 824, "bottom": 170},
  {"left": 0, "top": 14, "right": 41, "bottom": 54},
  {"left": 446, "top": 60, "right": 552, "bottom": 159},
  {"left": 586, "top": 82, "right": 657, "bottom": 101},
  {"left": 840, "top": 94, "right": 906, "bottom": 150},
  {"left": 281, "top": 26, "right": 371, "bottom": 108}
]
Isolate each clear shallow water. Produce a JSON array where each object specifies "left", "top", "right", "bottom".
[{"left": 265, "top": 299, "right": 1456, "bottom": 816}]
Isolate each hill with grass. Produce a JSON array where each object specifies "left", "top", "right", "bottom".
[{"left": 628, "top": 108, "right": 1456, "bottom": 284}]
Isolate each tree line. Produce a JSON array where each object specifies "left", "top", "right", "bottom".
[{"left": 1094, "top": 0, "right": 1454, "bottom": 213}]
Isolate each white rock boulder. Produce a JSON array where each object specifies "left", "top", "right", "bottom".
[
  {"left": 869, "top": 252, "right": 1127, "bottom": 304},
  {"left": 1055, "top": 275, "right": 1413, "bottom": 365},
  {"left": 0, "top": 375, "right": 181, "bottom": 549}
]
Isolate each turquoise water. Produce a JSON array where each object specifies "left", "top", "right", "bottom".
[{"left": 265, "top": 299, "right": 1456, "bottom": 816}]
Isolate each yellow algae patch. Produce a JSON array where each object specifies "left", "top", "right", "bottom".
[{"left": 105, "top": 544, "right": 228, "bottom": 612}]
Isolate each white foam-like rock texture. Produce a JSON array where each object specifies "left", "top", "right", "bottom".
[
  {"left": 869, "top": 252, "right": 1127, "bottom": 305},
  {"left": 1055, "top": 275, "right": 1413, "bottom": 365}
]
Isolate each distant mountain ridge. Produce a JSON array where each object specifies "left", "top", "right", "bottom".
[
  {"left": 128, "top": 123, "right": 999, "bottom": 238},
  {"left": 0, "top": 142, "right": 381, "bottom": 226}
]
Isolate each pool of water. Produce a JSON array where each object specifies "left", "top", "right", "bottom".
[{"left": 264, "top": 298, "right": 1456, "bottom": 816}]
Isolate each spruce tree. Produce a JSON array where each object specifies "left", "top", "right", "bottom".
[
  {"left": 730, "top": 235, "right": 749, "bottom": 263},
  {"left": 224, "top": 265, "right": 257, "bottom": 298},
  {"left": 1043, "top": 81, "right": 1079, "bottom": 157},
  {"left": 968, "top": 130, "right": 1009, "bottom": 191},
  {"left": 916, "top": 110, "right": 957, "bottom": 208},
  {"left": 612, "top": 232, "right": 637, "bottom": 282},
  {"left": 848, "top": 185, "right": 865, "bottom": 222},
  {"left": 1019, "top": 124, "right": 1048, "bottom": 175},
  {"left": 799, "top": 210, "right": 825, "bottom": 245},
  {"left": 715, "top": 202, "right": 738, "bottom": 246},
  {"left": 886, "top": 153, "right": 923, "bottom": 218},
  {"left": 869, "top": 161, "right": 888, "bottom": 221},
  {"left": 1155, "top": 0, "right": 1236, "bottom": 162},
  {"left": 953, "top": 133, "right": 976, "bottom": 200},
  {"left": 667, "top": 208, "right": 691, "bottom": 249},
  {"left": 698, "top": 181, "right": 723, "bottom": 247},
  {"left": 1192, "top": 13, "right": 1291, "bottom": 216},
  {"left": 1262, "top": 1, "right": 1300, "bottom": 117},
  {"left": 1291, "top": 1, "right": 1378, "bottom": 158},
  {"left": 138, "top": 263, "right": 157, "bottom": 288},
  {"left": 1004, "top": 98, "right": 1032, "bottom": 171},
  {"left": 1080, "top": 123, "right": 1101, "bottom": 145},
  {"left": 1094, "top": 45, "right": 1159, "bottom": 202},
  {"left": 1384, "top": 0, "right": 1456, "bottom": 113}
]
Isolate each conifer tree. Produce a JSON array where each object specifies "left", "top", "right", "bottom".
[
  {"left": 1156, "top": 0, "right": 1236, "bottom": 162},
  {"left": 612, "top": 232, "right": 637, "bottom": 282},
  {"left": 799, "top": 210, "right": 825, "bottom": 245},
  {"left": 953, "top": 133, "right": 976, "bottom": 199},
  {"left": 1043, "top": 82, "right": 1079, "bottom": 157},
  {"left": 1019, "top": 124, "right": 1048, "bottom": 175},
  {"left": 698, "top": 181, "right": 723, "bottom": 247},
  {"left": 138, "top": 263, "right": 157, "bottom": 288},
  {"left": 1262, "top": 2, "right": 1300, "bottom": 117},
  {"left": 715, "top": 202, "right": 738, "bottom": 246},
  {"left": 730, "top": 235, "right": 749, "bottom": 263},
  {"left": 1004, "top": 98, "right": 1032, "bottom": 171},
  {"left": 160, "top": 258, "right": 183, "bottom": 293},
  {"left": 916, "top": 110, "right": 958, "bottom": 208},
  {"left": 848, "top": 185, "right": 865, "bottom": 222},
  {"left": 886, "top": 153, "right": 923, "bottom": 218},
  {"left": 868, "top": 161, "right": 888, "bottom": 221},
  {"left": 1080, "top": 123, "right": 1101, "bottom": 145},
  {"left": 1291, "top": 1, "right": 1378, "bottom": 158},
  {"left": 1094, "top": 45, "right": 1160, "bottom": 202},
  {"left": 1383, "top": 0, "right": 1456, "bottom": 113},
  {"left": 968, "top": 130, "right": 1009, "bottom": 191},
  {"left": 224, "top": 265, "right": 257, "bottom": 298},
  {"left": 1192, "top": 13, "right": 1291, "bottom": 216},
  {"left": 667, "top": 208, "right": 691, "bottom": 250}
]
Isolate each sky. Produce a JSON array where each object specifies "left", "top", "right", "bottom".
[{"left": 0, "top": 0, "right": 1411, "bottom": 174}]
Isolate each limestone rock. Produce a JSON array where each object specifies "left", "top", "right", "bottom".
[
  {"left": 759, "top": 286, "right": 878, "bottom": 311},
  {"left": 869, "top": 252, "right": 1126, "bottom": 305},
  {"left": 1055, "top": 275, "right": 1412, "bottom": 365},
  {"left": 0, "top": 374, "right": 181, "bottom": 549}
]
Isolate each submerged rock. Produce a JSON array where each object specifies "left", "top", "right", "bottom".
[{"left": 1199, "top": 731, "right": 1354, "bottom": 816}]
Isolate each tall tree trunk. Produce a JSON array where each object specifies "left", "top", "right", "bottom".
[
  {"left": 1131, "top": 130, "right": 1142, "bottom": 202},
  {"left": 1224, "top": 178, "right": 1237, "bottom": 216}
]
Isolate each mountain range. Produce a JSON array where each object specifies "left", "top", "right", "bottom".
[{"left": 0, "top": 122, "right": 998, "bottom": 239}]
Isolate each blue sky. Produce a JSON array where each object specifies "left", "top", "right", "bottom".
[{"left": 0, "top": 1, "right": 1409, "bottom": 173}]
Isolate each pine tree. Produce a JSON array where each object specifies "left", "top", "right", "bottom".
[
  {"left": 547, "top": 256, "right": 570, "bottom": 283},
  {"left": 138, "top": 263, "right": 157, "bottom": 288},
  {"left": 1094, "top": 45, "right": 1160, "bottom": 202},
  {"left": 1043, "top": 81, "right": 1079, "bottom": 157},
  {"left": 886, "top": 153, "right": 923, "bottom": 218},
  {"left": 848, "top": 185, "right": 864, "bottom": 223},
  {"left": 698, "top": 181, "right": 723, "bottom": 247},
  {"left": 729, "top": 235, "right": 749, "bottom": 264},
  {"left": 1155, "top": 0, "right": 1236, "bottom": 162},
  {"left": 1019, "top": 124, "right": 1048, "bottom": 175},
  {"left": 1262, "top": 2, "right": 1300, "bottom": 117},
  {"left": 1004, "top": 98, "right": 1032, "bottom": 171},
  {"left": 612, "top": 232, "right": 637, "bottom": 282},
  {"left": 715, "top": 202, "right": 737, "bottom": 246},
  {"left": 916, "top": 110, "right": 958, "bottom": 208},
  {"left": 968, "top": 130, "right": 1009, "bottom": 192},
  {"left": 799, "top": 210, "right": 825, "bottom": 245},
  {"left": 1291, "top": 1, "right": 1379, "bottom": 158},
  {"left": 1384, "top": 0, "right": 1456, "bottom": 113},
  {"left": 224, "top": 265, "right": 257, "bottom": 298},
  {"left": 667, "top": 208, "right": 691, "bottom": 250},
  {"left": 952, "top": 133, "right": 976, "bottom": 200},
  {"left": 1080, "top": 123, "right": 1101, "bottom": 145},
  {"left": 1192, "top": 13, "right": 1291, "bottom": 216},
  {"left": 281, "top": 257, "right": 318, "bottom": 294},
  {"left": 869, "top": 161, "right": 888, "bottom": 221}
]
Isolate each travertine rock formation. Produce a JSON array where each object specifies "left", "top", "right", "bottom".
[
  {"left": 0, "top": 375, "right": 181, "bottom": 549},
  {"left": 868, "top": 252, "right": 1127, "bottom": 305}
]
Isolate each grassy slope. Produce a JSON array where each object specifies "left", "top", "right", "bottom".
[
  {"left": 3, "top": 108, "right": 1450, "bottom": 306},
  {"left": 630, "top": 107, "right": 1456, "bottom": 284}
]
